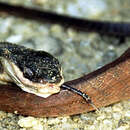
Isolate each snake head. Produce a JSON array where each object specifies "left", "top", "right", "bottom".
[{"left": 0, "top": 42, "right": 64, "bottom": 98}]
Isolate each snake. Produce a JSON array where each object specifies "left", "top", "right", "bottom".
[
  {"left": 0, "top": 2, "right": 129, "bottom": 116},
  {"left": 0, "top": 42, "right": 98, "bottom": 110}
]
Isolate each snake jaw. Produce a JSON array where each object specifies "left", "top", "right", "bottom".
[{"left": 1, "top": 58, "right": 64, "bottom": 98}]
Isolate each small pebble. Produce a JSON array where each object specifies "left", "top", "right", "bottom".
[
  {"left": 47, "top": 118, "right": 61, "bottom": 124},
  {"left": 124, "top": 111, "right": 130, "bottom": 119},
  {"left": 7, "top": 35, "right": 23, "bottom": 43},
  {"left": 112, "top": 104, "right": 123, "bottom": 112},
  {"left": 18, "top": 117, "right": 41, "bottom": 128},
  {"left": 113, "top": 112, "right": 121, "bottom": 120},
  {"left": 103, "top": 119, "right": 112, "bottom": 126},
  {"left": 35, "top": 37, "right": 63, "bottom": 55},
  {"left": 0, "top": 111, "right": 7, "bottom": 119}
]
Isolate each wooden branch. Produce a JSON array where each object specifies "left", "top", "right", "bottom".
[{"left": 0, "top": 48, "right": 129, "bottom": 117}]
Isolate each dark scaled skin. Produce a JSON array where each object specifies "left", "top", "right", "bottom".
[{"left": 0, "top": 42, "right": 62, "bottom": 84}]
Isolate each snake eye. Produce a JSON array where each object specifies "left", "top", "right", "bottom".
[{"left": 24, "top": 67, "right": 34, "bottom": 77}]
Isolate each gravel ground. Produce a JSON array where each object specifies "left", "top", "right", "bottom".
[{"left": 0, "top": 0, "right": 130, "bottom": 130}]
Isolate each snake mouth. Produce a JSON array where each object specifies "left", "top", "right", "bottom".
[{"left": 2, "top": 59, "right": 64, "bottom": 98}]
